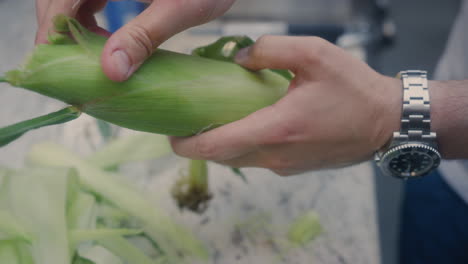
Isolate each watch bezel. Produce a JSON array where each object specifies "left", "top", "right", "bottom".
[{"left": 379, "top": 143, "right": 441, "bottom": 179}]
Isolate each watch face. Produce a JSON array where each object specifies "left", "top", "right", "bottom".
[{"left": 381, "top": 144, "right": 441, "bottom": 178}]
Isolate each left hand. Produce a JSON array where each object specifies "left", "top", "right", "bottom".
[
  {"left": 170, "top": 35, "right": 402, "bottom": 176},
  {"left": 35, "top": 0, "right": 236, "bottom": 81}
]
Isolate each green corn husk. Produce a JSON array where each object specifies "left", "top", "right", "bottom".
[
  {"left": 0, "top": 106, "right": 80, "bottom": 148},
  {"left": 27, "top": 142, "right": 209, "bottom": 262},
  {"left": 1, "top": 15, "right": 288, "bottom": 137},
  {"left": 287, "top": 211, "right": 322, "bottom": 246}
]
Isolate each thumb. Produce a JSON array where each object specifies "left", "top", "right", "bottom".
[{"left": 101, "top": 2, "right": 198, "bottom": 82}]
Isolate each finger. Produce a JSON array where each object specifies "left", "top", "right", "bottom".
[
  {"left": 100, "top": 2, "right": 189, "bottom": 81},
  {"left": 77, "top": 0, "right": 107, "bottom": 17},
  {"left": 235, "top": 35, "right": 330, "bottom": 75},
  {"left": 101, "top": 3, "right": 166, "bottom": 82},
  {"left": 36, "top": 0, "right": 108, "bottom": 44},
  {"left": 76, "top": 1, "right": 111, "bottom": 37},
  {"left": 35, "top": 0, "right": 83, "bottom": 44},
  {"left": 216, "top": 144, "right": 310, "bottom": 176},
  {"left": 77, "top": 13, "right": 111, "bottom": 37},
  {"left": 101, "top": 0, "right": 235, "bottom": 82},
  {"left": 170, "top": 105, "right": 281, "bottom": 161},
  {"left": 215, "top": 151, "right": 263, "bottom": 169},
  {"left": 36, "top": 0, "right": 51, "bottom": 25},
  {"left": 90, "top": 26, "right": 112, "bottom": 38},
  {"left": 110, "top": 0, "right": 151, "bottom": 2}
]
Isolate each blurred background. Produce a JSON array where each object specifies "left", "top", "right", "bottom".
[{"left": 0, "top": 0, "right": 461, "bottom": 263}]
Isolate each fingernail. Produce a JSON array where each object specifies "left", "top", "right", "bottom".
[
  {"left": 235, "top": 47, "right": 250, "bottom": 64},
  {"left": 111, "top": 50, "right": 133, "bottom": 80}
]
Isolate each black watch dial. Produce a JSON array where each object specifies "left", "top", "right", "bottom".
[{"left": 381, "top": 144, "right": 441, "bottom": 178}]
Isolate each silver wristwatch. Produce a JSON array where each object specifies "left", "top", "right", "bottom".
[{"left": 375, "top": 70, "right": 441, "bottom": 178}]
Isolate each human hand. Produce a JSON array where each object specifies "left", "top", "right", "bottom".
[
  {"left": 35, "top": 0, "right": 236, "bottom": 81},
  {"left": 170, "top": 35, "right": 402, "bottom": 176}
]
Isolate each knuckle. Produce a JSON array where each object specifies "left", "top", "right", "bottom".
[
  {"left": 261, "top": 119, "right": 305, "bottom": 145},
  {"left": 301, "top": 36, "right": 329, "bottom": 65},
  {"left": 194, "top": 137, "right": 219, "bottom": 160},
  {"left": 308, "top": 36, "right": 328, "bottom": 47},
  {"left": 126, "top": 24, "right": 154, "bottom": 58},
  {"left": 255, "top": 35, "right": 273, "bottom": 47},
  {"left": 251, "top": 35, "right": 273, "bottom": 57}
]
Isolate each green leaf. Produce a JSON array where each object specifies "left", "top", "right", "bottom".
[
  {"left": 52, "top": 15, "right": 106, "bottom": 55},
  {"left": 67, "top": 192, "right": 97, "bottom": 230},
  {"left": 71, "top": 229, "right": 143, "bottom": 245},
  {"left": 287, "top": 211, "right": 322, "bottom": 246},
  {"left": 0, "top": 243, "right": 19, "bottom": 264},
  {"left": 98, "top": 236, "right": 156, "bottom": 264},
  {"left": 0, "top": 169, "right": 12, "bottom": 211},
  {"left": 0, "top": 167, "right": 10, "bottom": 177},
  {"left": 95, "top": 203, "right": 136, "bottom": 229},
  {"left": 67, "top": 191, "right": 99, "bottom": 253},
  {"left": 0, "top": 211, "right": 31, "bottom": 242},
  {"left": 0, "top": 241, "right": 33, "bottom": 264},
  {"left": 28, "top": 142, "right": 208, "bottom": 262},
  {"left": 192, "top": 36, "right": 254, "bottom": 62},
  {"left": 192, "top": 35, "right": 294, "bottom": 81},
  {"left": 73, "top": 256, "right": 96, "bottom": 264},
  {"left": 48, "top": 33, "right": 75, "bottom": 45},
  {"left": 231, "top": 168, "right": 247, "bottom": 183},
  {"left": 96, "top": 120, "right": 113, "bottom": 142},
  {"left": 0, "top": 106, "right": 81, "bottom": 148},
  {"left": 78, "top": 245, "right": 124, "bottom": 264},
  {"left": 6, "top": 168, "right": 76, "bottom": 264},
  {"left": 86, "top": 133, "right": 172, "bottom": 169}
]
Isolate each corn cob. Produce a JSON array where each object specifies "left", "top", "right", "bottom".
[{"left": 0, "top": 15, "right": 288, "bottom": 138}]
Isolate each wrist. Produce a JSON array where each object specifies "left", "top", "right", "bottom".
[
  {"left": 372, "top": 75, "right": 402, "bottom": 151},
  {"left": 429, "top": 80, "right": 466, "bottom": 158},
  {"left": 428, "top": 80, "right": 443, "bottom": 153}
]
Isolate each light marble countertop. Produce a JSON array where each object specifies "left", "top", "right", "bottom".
[{"left": 0, "top": 0, "right": 380, "bottom": 263}]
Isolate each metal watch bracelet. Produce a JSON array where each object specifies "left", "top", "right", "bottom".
[
  {"left": 394, "top": 70, "right": 436, "bottom": 143},
  {"left": 375, "top": 70, "right": 441, "bottom": 178}
]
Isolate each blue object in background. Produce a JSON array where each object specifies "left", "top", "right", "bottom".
[
  {"left": 399, "top": 170, "right": 468, "bottom": 264},
  {"left": 104, "top": 0, "right": 147, "bottom": 33}
]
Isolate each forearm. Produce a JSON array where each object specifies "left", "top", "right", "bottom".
[{"left": 430, "top": 80, "right": 468, "bottom": 159}]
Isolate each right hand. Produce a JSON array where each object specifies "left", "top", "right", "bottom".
[
  {"left": 170, "top": 36, "right": 402, "bottom": 175},
  {"left": 35, "top": 0, "right": 236, "bottom": 81}
]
